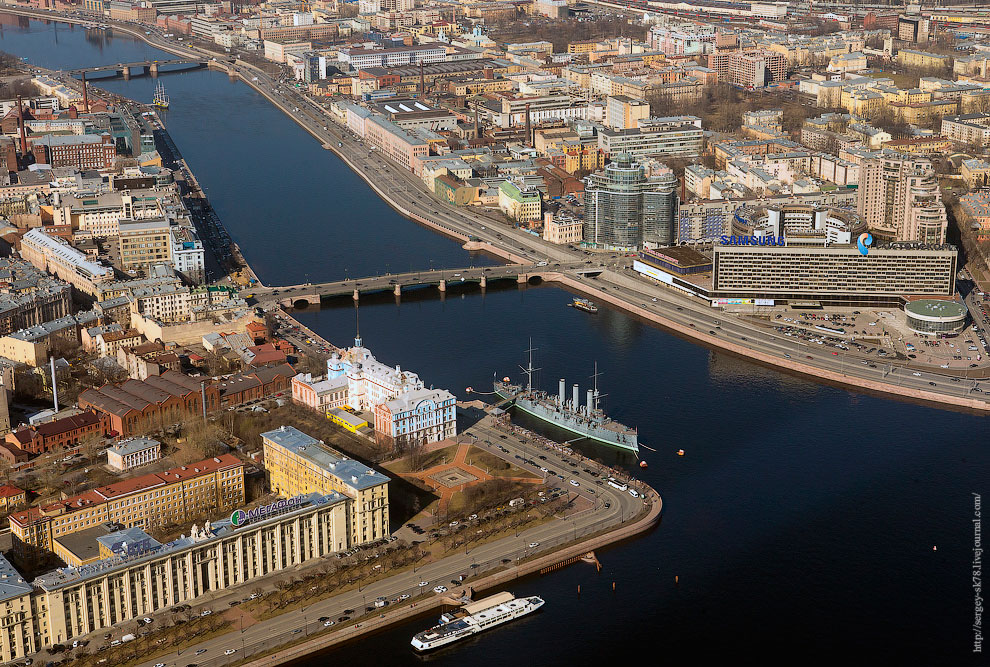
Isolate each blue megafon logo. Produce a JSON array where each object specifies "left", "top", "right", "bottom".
[{"left": 857, "top": 232, "right": 873, "bottom": 256}]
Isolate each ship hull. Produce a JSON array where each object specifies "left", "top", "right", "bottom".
[
  {"left": 411, "top": 598, "right": 544, "bottom": 652},
  {"left": 495, "top": 385, "right": 639, "bottom": 454}
]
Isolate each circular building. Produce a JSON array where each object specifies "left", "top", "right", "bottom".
[
  {"left": 904, "top": 299, "right": 968, "bottom": 335},
  {"left": 730, "top": 204, "right": 868, "bottom": 247}
]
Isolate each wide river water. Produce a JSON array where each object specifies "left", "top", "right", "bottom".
[{"left": 3, "top": 14, "right": 988, "bottom": 663}]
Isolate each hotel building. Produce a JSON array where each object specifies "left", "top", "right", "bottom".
[
  {"left": 0, "top": 492, "right": 349, "bottom": 661},
  {"left": 712, "top": 243, "right": 957, "bottom": 303},
  {"left": 8, "top": 454, "right": 245, "bottom": 561},
  {"left": 262, "top": 426, "right": 390, "bottom": 546}
]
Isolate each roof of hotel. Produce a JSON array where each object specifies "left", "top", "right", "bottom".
[
  {"left": 0, "top": 553, "right": 32, "bottom": 602},
  {"left": 54, "top": 524, "right": 115, "bottom": 564},
  {"left": 261, "top": 425, "right": 389, "bottom": 491},
  {"left": 33, "top": 492, "right": 343, "bottom": 591}
]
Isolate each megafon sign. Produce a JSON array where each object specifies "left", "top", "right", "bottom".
[{"left": 231, "top": 497, "right": 304, "bottom": 528}]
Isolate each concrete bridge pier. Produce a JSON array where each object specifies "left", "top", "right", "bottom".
[
  {"left": 149, "top": 62, "right": 159, "bottom": 77},
  {"left": 480, "top": 275, "right": 486, "bottom": 289},
  {"left": 517, "top": 273, "right": 527, "bottom": 284},
  {"left": 393, "top": 284, "right": 401, "bottom": 296},
  {"left": 438, "top": 279, "right": 446, "bottom": 292},
  {"left": 121, "top": 67, "right": 131, "bottom": 80},
  {"left": 352, "top": 289, "right": 360, "bottom": 301}
]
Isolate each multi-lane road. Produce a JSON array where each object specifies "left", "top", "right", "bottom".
[
  {"left": 123, "top": 423, "right": 644, "bottom": 667},
  {"left": 15, "top": 6, "right": 990, "bottom": 410}
]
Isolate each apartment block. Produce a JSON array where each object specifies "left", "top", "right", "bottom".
[{"left": 8, "top": 454, "right": 245, "bottom": 558}]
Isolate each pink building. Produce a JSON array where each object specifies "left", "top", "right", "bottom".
[
  {"left": 291, "top": 373, "right": 349, "bottom": 412},
  {"left": 364, "top": 116, "right": 429, "bottom": 174}
]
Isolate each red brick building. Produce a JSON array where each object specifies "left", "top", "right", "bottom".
[
  {"left": 78, "top": 371, "right": 220, "bottom": 437},
  {"left": 4, "top": 411, "right": 106, "bottom": 456},
  {"left": 30, "top": 133, "right": 116, "bottom": 170},
  {"left": 217, "top": 364, "right": 295, "bottom": 407}
]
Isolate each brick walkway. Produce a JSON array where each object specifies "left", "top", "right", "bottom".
[{"left": 397, "top": 443, "right": 541, "bottom": 514}]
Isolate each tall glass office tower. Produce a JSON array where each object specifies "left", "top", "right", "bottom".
[{"left": 583, "top": 153, "right": 678, "bottom": 250}]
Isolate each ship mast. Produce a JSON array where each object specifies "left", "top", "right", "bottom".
[
  {"left": 520, "top": 339, "right": 540, "bottom": 394},
  {"left": 590, "top": 362, "right": 604, "bottom": 412}
]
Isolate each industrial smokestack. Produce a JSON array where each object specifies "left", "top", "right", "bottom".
[
  {"left": 419, "top": 61, "right": 425, "bottom": 96},
  {"left": 572, "top": 383, "right": 579, "bottom": 411},
  {"left": 16, "top": 95, "right": 27, "bottom": 156},
  {"left": 201, "top": 381, "right": 208, "bottom": 421},
  {"left": 50, "top": 356, "right": 58, "bottom": 412},
  {"left": 525, "top": 103, "right": 532, "bottom": 147},
  {"left": 473, "top": 104, "right": 479, "bottom": 139},
  {"left": 81, "top": 71, "right": 89, "bottom": 113},
  {"left": 559, "top": 378, "right": 566, "bottom": 404}
]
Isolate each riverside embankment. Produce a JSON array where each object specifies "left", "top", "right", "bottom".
[
  {"left": 6, "top": 4, "right": 987, "bottom": 413},
  {"left": 241, "top": 489, "right": 662, "bottom": 667}
]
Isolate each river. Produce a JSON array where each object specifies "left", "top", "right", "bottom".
[{"left": 3, "top": 14, "right": 987, "bottom": 663}]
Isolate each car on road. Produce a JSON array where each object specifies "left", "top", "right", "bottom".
[
  {"left": 225, "top": 649, "right": 236, "bottom": 656},
  {"left": 398, "top": 593, "right": 411, "bottom": 600},
  {"left": 569, "top": 479, "right": 580, "bottom": 487},
  {"left": 528, "top": 542, "right": 540, "bottom": 548},
  {"left": 338, "top": 616, "right": 351, "bottom": 622},
  {"left": 449, "top": 520, "right": 458, "bottom": 527},
  {"left": 195, "top": 649, "right": 207, "bottom": 655},
  {"left": 419, "top": 581, "right": 429, "bottom": 587},
  {"left": 155, "top": 663, "right": 165, "bottom": 667},
  {"left": 433, "top": 585, "right": 448, "bottom": 593},
  {"left": 324, "top": 620, "right": 335, "bottom": 627}
]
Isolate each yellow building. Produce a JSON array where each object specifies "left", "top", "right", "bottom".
[
  {"left": 498, "top": 179, "right": 542, "bottom": 223},
  {"left": 897, "top": 49, "right": 951, "bottom": 71},
  {"left": 117, "top": 218, "right": 171, "bottom": 273},
  {"left": 8, "top": 454, "right": 245, "bottom": 560},
  {"left": 0, "top": 485, "right": 25, "bottom": 512},
  {"left": 261, "top": 426, "right": 390, "bottom": 546},
  {"left": 0, "top": 493, "right": 349, "bottom": 662},
  {"left": 890, "top": 99, "right": 958, "bottom": 126},
  {"left": 327, "top": 407, "right": 368, "bottom": 432},
  {"left": 448, "top": 78, "right": 515, "bottom": 96},
  {"left": 841, "top": 89, "right": 883, "bottom": 118}
]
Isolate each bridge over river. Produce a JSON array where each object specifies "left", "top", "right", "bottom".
[
  {"left": 250, "top": 261, "right": 599, "bottom": 309},
  {"left": 67, "top": 58, "right": 208, "bottom": 79}
]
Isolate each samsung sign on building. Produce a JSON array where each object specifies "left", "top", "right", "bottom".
[
  {"left": 231, "top": 496, "right": 304, "bottom": 528},
  {"left": 719, "top": 235, "right": 786, "bottom": 246}
]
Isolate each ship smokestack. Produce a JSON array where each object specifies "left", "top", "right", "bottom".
[
  {"left": 587, "top": 389, "right": 594, "bottom": 415},
  {"left": 559, "top": 378, "right": 566, "bottom": 404},
  {"left": 572, "top": 383, "right": 579, "bottom": 411}
]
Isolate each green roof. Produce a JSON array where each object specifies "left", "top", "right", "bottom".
[{"left": 904, "top": 299, "right": 967, "bottom": 319}]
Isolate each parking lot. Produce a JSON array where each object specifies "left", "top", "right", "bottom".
[{"left": 762, "top": 306, "right": 990, "bottom": 371}]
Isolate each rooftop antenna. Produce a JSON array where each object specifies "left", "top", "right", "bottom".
[{"left": 520, "top": 338, "right": 540, "bottom": 394}]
